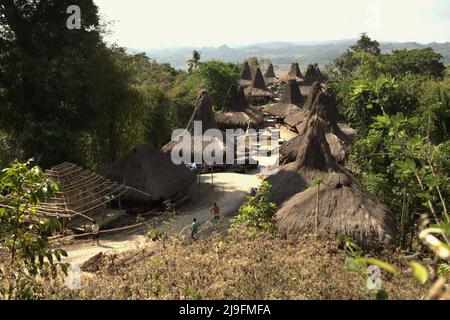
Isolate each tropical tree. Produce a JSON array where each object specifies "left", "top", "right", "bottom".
[{"left": 186, "top": 50, "right": 201, "bottom": 73}]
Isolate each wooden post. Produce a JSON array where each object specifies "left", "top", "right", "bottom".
[
  {"left": 198, "top": 166, "right": 201, "bottom": 199},
  {"left": 315, "top": 183, "right": 320, "bottom": 241},
  {"left": 211, "top": 165, "right": 214, "bottom": 189}
]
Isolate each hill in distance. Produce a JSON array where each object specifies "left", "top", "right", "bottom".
[{"left": 133, "top": 40, "right": 450, "bottom": 70}]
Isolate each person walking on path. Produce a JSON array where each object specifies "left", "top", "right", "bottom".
[
  {"left": 210, "top": 203, "right": 221, "bottom": 223},
  {"left": 191, "top": 218, "right": 199, "bottom": 241},
  {"left": 91, "top": 220, "right": 100, "bottom": 245}
]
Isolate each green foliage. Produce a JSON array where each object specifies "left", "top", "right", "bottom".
[
  {"left": 351, "top": 33, "right": 381, "bottom": 56},
  {"left": 233, "top": 181, "right": 277, "bottom": 232},
  {"left": 381, "top": 48, "right": 446, "bottom": 79},
  {"left": 0, "top": 160, "right": 68, "bottom": 299},
  {"left": 184, "top": 60, "right": 240, "bottom": 108}
]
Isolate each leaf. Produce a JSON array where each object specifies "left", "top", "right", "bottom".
[
  {"left": 355, "top": 257, "right": 399, "bottom": 274},
  {"left": 410, "top": 262, "right": 429, "bottom": 284},
  {"left": 345, "top": 257, "right": 362, "bottom": 272}
]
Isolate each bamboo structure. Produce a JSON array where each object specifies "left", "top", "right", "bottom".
[{"left": 36, "top": 162, "right": 128, "bottom": 232}]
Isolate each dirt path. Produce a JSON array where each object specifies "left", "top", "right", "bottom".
[{"left": 63, "top": 172, "right": 263, "bottom": 266}]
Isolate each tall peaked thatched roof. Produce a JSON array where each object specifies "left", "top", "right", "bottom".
[
  {"left": 102, "top": 144, "right": 196, "bottom": 203},
  {"left": 186, "top": 90, "right": 216, "bottom": 134},
  {"left": 251, "top": 67, "right": 269, "bottom": 91},
  {"left": 281, "top": 80, "right": 303, "bottom": 105},
  {"left": 282, "top": 87, "right": 348, "bottom": 164},
  {"left": 284, "top": 81, "right": 322, "bottom": 129},
  {"left": 162, "top": 90, "right": 226, "bottom": 162},
  {"left": 276, "top": 173, "right": 396, "bottom": 248},
  {"left": 288, "top": 63, "right": 302, "bottom": 79},
  {"left": 216, "top": 84, "right": 264, "bottom": 129},
  {"left": 244, "top": 68, "right": 274, "bottom": 100},
  {"left": 223, "top": 84, "right": 245, "bottom": 112},
  {"left": 268, "top": 117, "right": 341, "bottom": 204},
  {"left": 264, "top": 63, "right": 277, "bottom": 78},
  {"left": 240, "top": 61, "right": 252, "bottom": 81},
  {"left": 238, "top": 86, "right": 249, "bottom": 108},
  {"left": 303, "top": 64, "right": 323, "bottom": 85}
]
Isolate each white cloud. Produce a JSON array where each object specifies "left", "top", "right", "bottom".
[{"left": 94, "top": 0, "right": 450, "bottom": 48}]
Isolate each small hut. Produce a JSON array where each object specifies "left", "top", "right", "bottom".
[
  {"left": 162, "top": 90, "right": 226, "bottom": 164},
  {"left": 288, "top": 62, "right": 303, "bottom": 80},
  {"left": 239, "top": 61, "right": 252, "bottom": 87},
  {"left": 275, "top": 172, "right": 396, "bottom": 248},
  {"left": 303, "top": 63, "right": 323, "bottom": 85},
  {"left": 215, "top": 84, "right": 264, "bottom": 130},
  {"left": 36, "top": 162, "right": 128, "bottom": 232},
  {"left": 264, "top": 63, "right": 278, "bottom": 85},
  {"left": 244, "top": 67, "right": 274, "bottom": 105},
  {"left": 102, "top": 144, "right": 196, "bottom": 206}
]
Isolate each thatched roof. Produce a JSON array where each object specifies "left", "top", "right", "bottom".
[
  {"left": 102, "top": 144, "right": 196, "bottom": 203},
  {"left": 240, "top": 61, "right": 252, "bottom": 81},
  {"left": 281, "top": 80, "right": 303, "bottom": 105},
  {"left": 268, "top": 117, "right": 341, "bottom": 204},
  {"left": 264, "top": 63, "right": 278, "bottom": 84},
  {"left": 238, "top": 86, "right": 249, "bottom": 108},
  {"left": 216, "top": 108, "right": 264, "bottom": 130},
  {"left": 276, "top": 172, "right": 396, "bottom": 248},
  {"left": 216, "top": 84, "right": 264, "bottom": 129},
  {"left": 186, "top": 90, "right": 216, "bottom": 134},
  {"left": 251, "top": 67, "right": 269, "bottom": 91},
  {"left": 288, "top": 63, "right": 303, "bottom": 79},
  {"left": 281, "top": 87, "right": 348, "bottom": 164},
  {"left": 223, "top": 84, "right": 245, "bottom": 112},
  {"left": 245, "top": 68, "right": 274, "bottom": 98},
  {"left": 284, "top": 82, "right": 322, "bottom": 129},
  {"left": 303, "top": 64, "right": 323, "bottom": 85},
  {"left": 264, "top": 63, "right": 277, "bottom": 78},
  {"left": 162, "top": 90, "right": 227, "bottom": 162},
  {"left": 263, "top": 102, "right": 300, "bottom": 118}
]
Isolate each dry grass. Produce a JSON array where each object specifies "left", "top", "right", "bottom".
[{"left": 42, "top": 227, "right": 425, "bottom": 300}]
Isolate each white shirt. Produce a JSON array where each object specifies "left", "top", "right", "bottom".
[{"left": 92, "top": 224, "right": 99, "bottom": 234}]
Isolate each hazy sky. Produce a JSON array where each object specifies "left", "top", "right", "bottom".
[{"left": 94, "top": 0, "right": 450, "bottom": 48}]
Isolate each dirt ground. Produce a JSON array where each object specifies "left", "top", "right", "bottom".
[
  {"left": 62, "top": 171, "right": 263, "bottom": 265},
  {"left": 62, "top": 125, "right": 298, "bottom": 266}
]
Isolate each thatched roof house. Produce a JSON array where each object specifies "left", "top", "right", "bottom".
[
  {"left": 284, "top": 82, "right": 322, "bottom": 129},
  {"left": 288, "top": 62, "right": 303, "bottom": 80},
  {"left": 244, "top": 67, "right": 274, "bottom": 105},
  {"left": 215, "top": 84, "right": 264, "bottom": 130},
  {"left": 263, "top": 80, "right": 303, "bottom": 118},
  {"left": 36, "top": 162, "right": 128, "bottom": 231},
  {"left": 239, "top": 61, "right": 252, "bottom": 87},
  {"left": 264, "top": 63, "right": 278, "bottom": 84},
  {"left": 281, "top": 86, "right": 348, "bottom": 164},
  {"left": 268, "top": 117, "right": 341, "bottom": 205},
  {"left": 102, "top": 144, "right": 196, "bottom": 204},
  {"left": 276, "top": 172, "right": 396, "bottom": 248},
  {"left": 303, "top": 63, "right": 323, "bottom": 85},
  {"left": 268, "top": 117, "right": 395, "bottom": 248},
  {"left": 162, "top": 90, "right": 227, "bottom": 163}
]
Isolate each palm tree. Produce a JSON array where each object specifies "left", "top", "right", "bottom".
[{"left": 186, "top": 50, "right": 201, "bottom": 73}]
